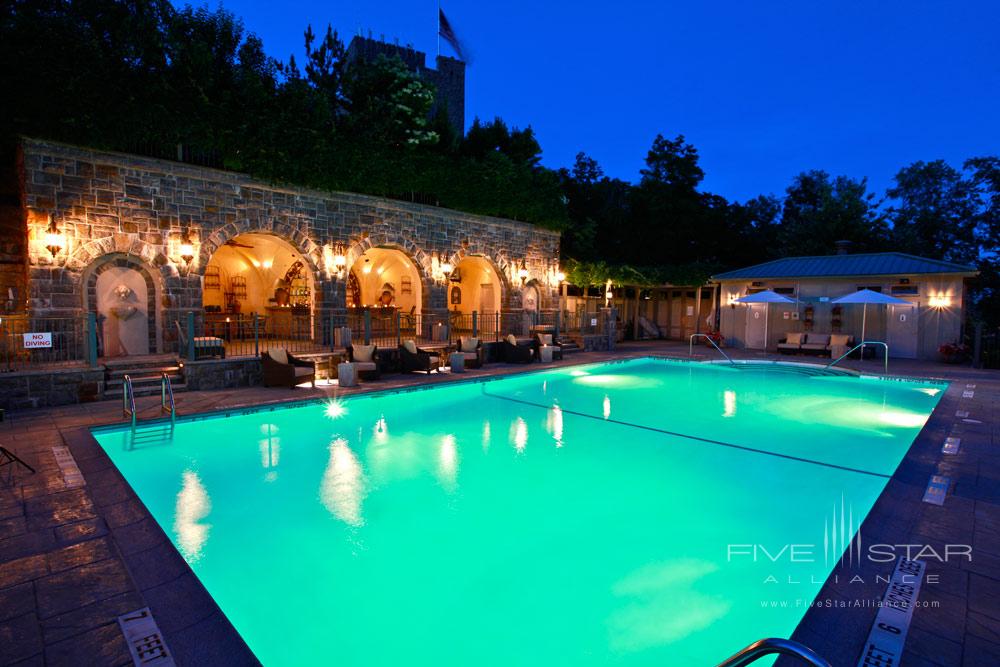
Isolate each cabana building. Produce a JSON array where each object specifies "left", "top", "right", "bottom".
[{"left": 713, "top": 252, "right": 978, "bottom": 359}]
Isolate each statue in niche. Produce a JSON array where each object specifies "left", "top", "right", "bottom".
[{"left": 110, "top": 284, "right": 137, "bottom": 321}]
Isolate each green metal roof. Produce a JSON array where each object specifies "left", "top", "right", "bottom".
[{"left": 712, "top": 252, "right": 977, "bottom": 281}]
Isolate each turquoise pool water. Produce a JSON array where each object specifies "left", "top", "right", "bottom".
[{"left": 93, "top": 358, "right": 945, "bottom": 665}]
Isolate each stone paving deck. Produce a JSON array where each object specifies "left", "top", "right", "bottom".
[{"left": 0, "top": 342, "right": 997, "bottom": 666}]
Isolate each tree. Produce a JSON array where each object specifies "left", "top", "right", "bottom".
[
  {"left": 341, "top": 54, "right": 437, "bottom": 149},
  {"left": 779, "top": 171, "right": 887, "bottom": 256},
  {"left": 885, "top": 160, "right": 979, "bottom": 263},
  {"left": 639, "top": 134, "right": 704, "bottom": 190}
]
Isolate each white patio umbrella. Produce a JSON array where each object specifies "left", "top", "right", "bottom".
[
  {"left": 831, "top": 289, "right": 910, "bottom": 356},
  {"left": 735, "top": 290, "right": 796, "bottom": 350}
]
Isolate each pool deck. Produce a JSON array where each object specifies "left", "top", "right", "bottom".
[{"left": 0, "top": 341, "right": 997, "bottom": 666}]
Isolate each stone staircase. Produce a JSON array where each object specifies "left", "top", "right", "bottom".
[{"left": 103, "top": 355, "right": 186, "bottom": 399}]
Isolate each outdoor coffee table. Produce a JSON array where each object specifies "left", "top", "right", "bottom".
[{"left": 538, "top": 345, "right": 554, "bottom": 363}]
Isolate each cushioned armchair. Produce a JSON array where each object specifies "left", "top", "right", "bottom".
[
  {"left": 532, "top": 332, "right": 564, "bottom": 361},
  {"left": 398, "top": 340, "right": 441, "bottom": 374},
  {"left": 261, "top": 349, "right": 315, "bottom": 388},
  {"left": 456, "top": 336, "right": 485, "bottom": 368},
  {"left": 347, "top": 344, "right": 381, "bottom": 380},
  {"left": 502, "top": 334, "right": 534, "bottom": 364}
]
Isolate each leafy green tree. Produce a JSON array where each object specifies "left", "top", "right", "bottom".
[
  {"left": 886, "top": 160, "right": 979, "bottom": 263},
  {"left": 341, "top": 54, "right": 437, "bottom": 149},
  {"left": 639, "top": 134, "right": 704, "bottom": 190},
  {"left": 779, "top": 170, "right": 888, "bottom": 256}
]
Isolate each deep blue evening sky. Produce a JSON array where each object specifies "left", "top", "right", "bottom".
[{"left": 213, "top": 0, "right": 999, "bottom": 202}]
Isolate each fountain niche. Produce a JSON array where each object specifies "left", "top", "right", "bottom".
[{"left": 96, "top": 268, "right": 149, "bottom": 356}]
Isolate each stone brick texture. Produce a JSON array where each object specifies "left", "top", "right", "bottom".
[{"left": 18, "top": 138, "right": 560, "bottom": 353}]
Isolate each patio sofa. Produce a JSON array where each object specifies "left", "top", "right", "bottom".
[
  {"left": 261, "top": 348, "right": 315, "bottom": 388},
  {"left": 777, "top": 333, "right": 853, "bottom": 358},
  {"left": 398, "top": 340, "right": 441, "bottom": 374}
]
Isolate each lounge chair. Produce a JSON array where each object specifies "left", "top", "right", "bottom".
[
  {"left": 532, "top": 332, "right": 564, "bottom": 361},
  {"left": 398, "top": 340, "right": 441, "bottom": 374},
  {"left": 174, "top": 321, "right": 225, "bottom": 359},
  {"left": 348, "top": 344, "right": 381, "bottom": 380},
  {"left": 261, "top": 349, "right": 315, "bottom": 388},
  {"left": 456, "top": 336, "right": 485, "bottom": 368},
  {"left": 800, "top": 333, "right": 831, "bottom": 355},
  {"left": 502, "top": 334, "right": 534, "bottom": 364},
  {"left": 777, "top": 332, "right": 804, "bottom": 354}
]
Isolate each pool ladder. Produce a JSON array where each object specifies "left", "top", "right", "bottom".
[
  {"left": 689, "top": 333, "right": 736, "bottom": 365},
  {"left": 122, "top": 373, "right": 176, "bottom": 431},
  {"left": 715, "top": 638, "right": 831, "bottom": 667}
]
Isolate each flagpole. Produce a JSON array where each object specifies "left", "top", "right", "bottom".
[{"left": 437, "top": 0, "right": 441, "bottom": 56}]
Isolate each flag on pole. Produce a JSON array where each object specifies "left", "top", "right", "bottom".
[{"left": 438, "top": 8, "right": 467, "bottom": 61}]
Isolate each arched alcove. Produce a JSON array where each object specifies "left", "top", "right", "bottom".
[
  {"left": 82, "top": 254, "right": 161, "bottom": 357},
  {"left": 203, "top": 232, "right": 316, "bottom": 340},
  {"left": 347, "top": 247, "right": 423, "bottom": 316}
]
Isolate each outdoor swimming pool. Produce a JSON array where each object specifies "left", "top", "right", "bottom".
[{"left": 93, "top": 357, "right": 946, "bottom": 665}]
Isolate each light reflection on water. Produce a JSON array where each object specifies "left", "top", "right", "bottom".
[
  {"left": 320, "top": 437, "right": 366, "bottom": 527},
  {"left": 174, "top": 470, "right": 211, "bottom": 562}
]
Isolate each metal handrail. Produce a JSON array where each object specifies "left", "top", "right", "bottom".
[
  {"left": 689, "top": 333, "right": 736, "bottom": 365},
  {"left": 160, "top": 372, "right": 176, "bottom": 423},
  {"left": 716, "top": 637, "right": 831, "bottom": 667},
  {"left": 826, "top": 340, "right": 889, "bottom": 375},
  {"left": 122, "top": 375, "right": 136, "bottom": 429}
]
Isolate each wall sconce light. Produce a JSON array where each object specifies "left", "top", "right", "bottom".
[
  {"left": 179, "top": 231, "right": 195, "bottom": 265},
  {"left": 44, "top": 214, "right": 65, "bottom": 258},
  {"left": 440, "top": 255, "right": 454, "bottom": 280},
  {"left": 929, "top": 294, "right": 952, "bottom": 309},
  {"left": 727, "top": 293, "right": 739, "bottom": 308},
  {"left": 518, "top": 260, "right": 529, "bottom": 286},
  {"left": 555, "top": 270, "right": 566, "bottom": 284},
  {"left": 333, "top": 243, "right": 347, "bottom": 274}
]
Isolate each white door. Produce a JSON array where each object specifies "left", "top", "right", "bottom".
[
  {"left": 479, "top": 283, "right": 495, "bottom": 316},
  {"left": 887, "top": 303, "right": 918, "bottom": 359},
  {"left": 744, "top": 304, "right": 766, "bottom": 349}
]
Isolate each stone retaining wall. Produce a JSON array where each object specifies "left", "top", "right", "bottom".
[
  {"left": 18, "top": 138, "right": 561, "bottom": 352},
  {"left": 0, "top": 366, "right": 103, "bottom": 411}
]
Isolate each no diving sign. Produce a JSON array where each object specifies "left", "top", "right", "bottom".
[{"left": 23, "top": 332, "right": 52, "bottom": 349}]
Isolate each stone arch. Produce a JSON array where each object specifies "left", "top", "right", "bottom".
[
  {"left": 66, "top": 234, "right": 176, "bottom": 285},
  {"left": 446, "top": 247, "right": 514, "bottom": 312},
  {"left": 81, "top": 253, "right": 163, "bottom": 354},
  {"left": 197, "top": 220, "right": 323, "bottom": 281},
  {"left": 345, "top": 234, "right": 433, "bottom": 312}
]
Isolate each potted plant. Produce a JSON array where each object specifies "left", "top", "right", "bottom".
[{"left": 938, "top": 341, "right": 970, "bottom": 364}]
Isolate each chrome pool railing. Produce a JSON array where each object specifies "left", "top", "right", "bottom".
[
  {"left": 689, "top": 333, "right": 736, "bottom": 365},
  {"left": 715, "top": 637, "right": 832, "bottom": 667},
  {"left": 122, "top": 374, "right": 136, "bottom": 429},
  {"left": 827, "top": 340, "right": 889, "bottom": 375},
  {"left": 160, "top": 372, "right": 176, "bottom": 423}
]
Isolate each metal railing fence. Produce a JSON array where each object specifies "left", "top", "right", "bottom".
[{"left": 0, "top": 315, "right": 90, "bottom": 371}]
